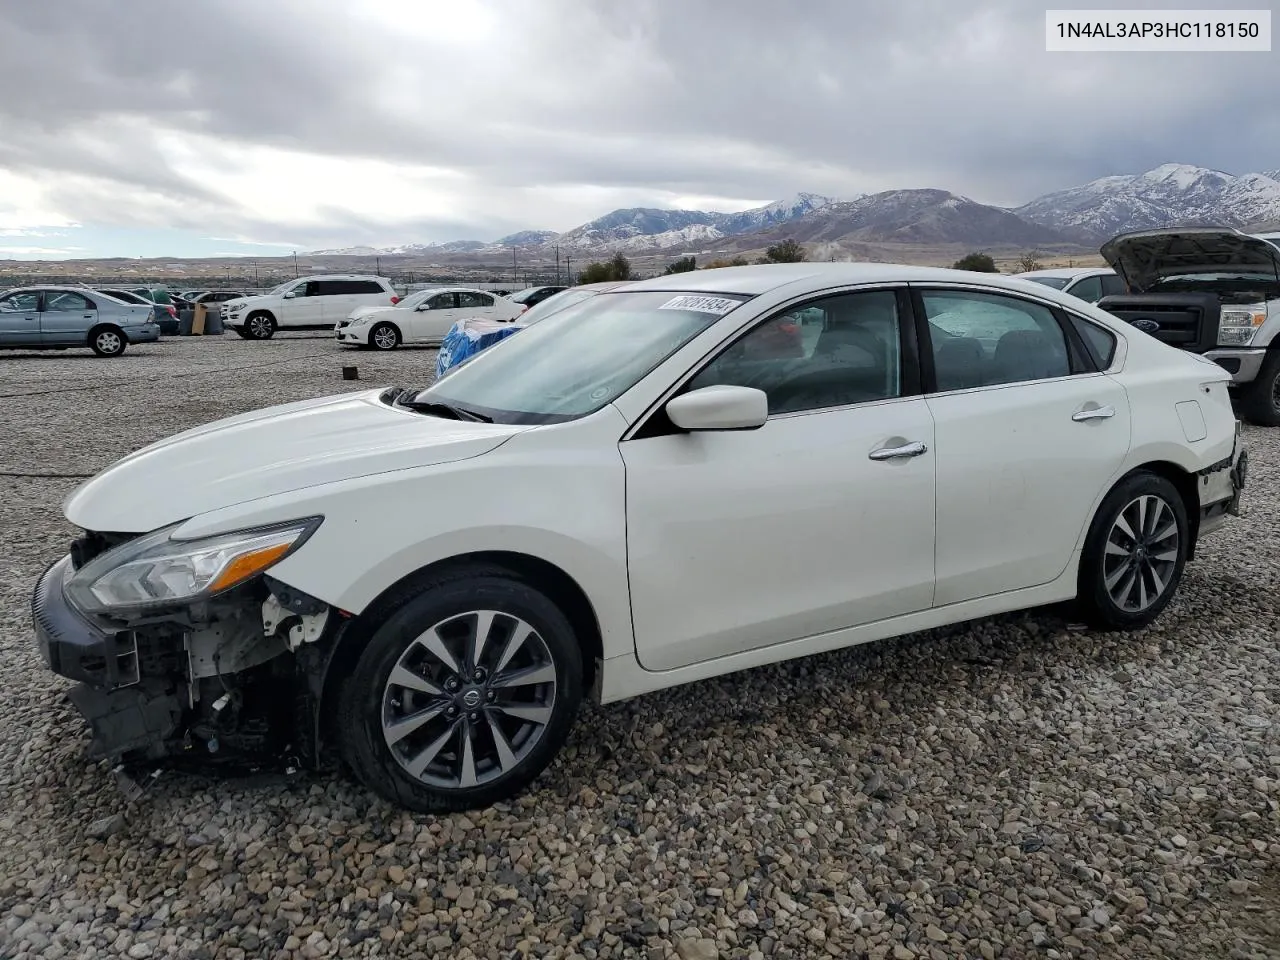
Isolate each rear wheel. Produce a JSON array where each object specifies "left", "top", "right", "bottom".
[
  {"left": 337, "top": 566, "right": 583, "bottom": 812},
  {"left": 245, "top": 312, "right": 276, "bottom": 340},
  {"left": 369, "top": 322, "right": 400, "bottom": 351},
  {"left": 1076, "top": 471, "right": 1188, "bottom": 630},
  {"left": 89, "top": 327, "right": 127, "bottom": 357},
  {"left": 1237, "top": 351, "right": 1280, "bottom": 426}
]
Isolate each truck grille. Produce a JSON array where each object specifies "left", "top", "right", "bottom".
[{"left": 1096, "top": 293, "right": 1221, "bottom": 354}]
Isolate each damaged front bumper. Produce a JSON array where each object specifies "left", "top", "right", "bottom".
[
  {"left": 33, "top": 556, "right": 186, "bottom": 760},
  {"left": 31, "top": 553, "right": 338, "bottom": 770}
]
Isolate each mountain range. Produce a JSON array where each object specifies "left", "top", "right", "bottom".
[{"left": 307, "top": 164, "right": 1280, "bottom": 260}]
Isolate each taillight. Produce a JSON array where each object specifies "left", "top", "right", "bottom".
[
  {"left": 167, "top": 305, "right": 177, "bottom": 318},
  {"left": 390, "top": 296, "right": 401, "bottom": 305},
  {"left": 520, "top": 305, "right": 529, "bottom": 314}
]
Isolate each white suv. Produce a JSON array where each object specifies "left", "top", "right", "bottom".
[{"left": 224, "top": 275, "right": 399, "bottom": 340}]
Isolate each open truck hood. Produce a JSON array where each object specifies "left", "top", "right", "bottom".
[
  {"left": 63, "top": 388, "right": 525, "bottom": 533},
  {"left": 1101, "top": 227, "right": 1280, "bottom": 293}
]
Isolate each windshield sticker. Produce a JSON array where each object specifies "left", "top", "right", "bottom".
[{"left": 658, "top": 295, "right": 739, "bottom": 315}]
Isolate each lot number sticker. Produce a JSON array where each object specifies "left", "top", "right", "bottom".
[{"left": 658, "top": 295, "right": 739, "bottom": 315}]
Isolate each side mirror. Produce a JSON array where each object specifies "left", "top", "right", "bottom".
[
  {"left": 416, "top": 302, "right": 430, "bottom": 311},
  {"left": 282, "top": 291, "right": 296, "bottom": 299},
  {"left": 665, "top": 385, "right": 768, "bottom": 432}
]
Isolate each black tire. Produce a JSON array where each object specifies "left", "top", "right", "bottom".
[
  {"left": 1076, "top": 471, "right": 1189, "bottom": 630},
  {"left": 336, "top": 564, "right": 583, "bottom": 812},
  {"left": 232, "top": 326, "right": 253, "bottom": 340},
  {"left": 245, "top": 312, "right": 277, "bottom": 340},
  {"left": 368, "top": 322, "right": 400, "bottom": 351},
  {"left": 89, "top": 326, "right": 127, "bottom": 357},
  {"left": 1237, "top": 351, "right": 1280, "bottom": 426}
]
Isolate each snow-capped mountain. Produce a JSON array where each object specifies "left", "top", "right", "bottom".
[
  {"left": 553, "top": 193, "right": 838, "bottom": 252},
  {"left": 307, "top": 239, "right": 486, "bottom": 256},
  {"left": 497, "top": 230, "right": 558, "bottom": 247},
  {"left": 743, "top": 189, "right": 1073, "bottom": 248},
  {"left": 1015, "top": 163, "right": 1280, "bottom": 239}
]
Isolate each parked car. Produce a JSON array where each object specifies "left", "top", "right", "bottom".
[
  {"left": 1014, "top": 267, "right": 1125, "bottom": 303},
  {"left": 0, "top": 286, "right": 160, "bottom": 356},
  {"left": 190, "top": 290, "right": 248, "bottom": 308},
  {"left": 1094, "top": 227, "right": 1280, "bottom": 425},
  {"left": 30, "top": 263, "right": 1246, "bottom": 812},
  {"left": 336, "top": 286, "right": 523, "bottom": 349},
  {"left": 178, "top": 289, "right": 209, "bottom": 302},
  {"left": 435, "top": 281, "right": 631, "bottom": 380},
  {"left": 507, "top": 285, "right": 568, "bottom": 313},
  {"left": 99, "top": 288, "right": 180, "bottom": 334},
  {"left": 130, "top": 287, "right": 174, "bottom": 306},
  {"left": 223, "top": 275, "right": 399, "bottom": 339}
]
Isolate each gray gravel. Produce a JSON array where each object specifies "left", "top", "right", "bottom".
[{"left": 1, "top": 333, "right": 1278, "bottom": 959}]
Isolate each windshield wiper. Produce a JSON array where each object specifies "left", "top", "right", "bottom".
[{"left": 397, "top": 398, "right": 492, "bottom": 422}]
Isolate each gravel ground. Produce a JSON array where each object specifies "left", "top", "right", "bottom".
[{"left": 1, "top": 333, "right": 1278, "bottom": 960}]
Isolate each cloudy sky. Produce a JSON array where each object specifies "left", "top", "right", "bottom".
[{"left": 0, "top": 0, "right": 1275, "bottom": 259}]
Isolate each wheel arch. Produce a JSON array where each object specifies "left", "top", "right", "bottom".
[
  {"left": 311, "top": 550, "right": 604, "bottom": 757},
  {"left": 87, "top": 321, "right": 127, "bottom": 344},
  {"left": 369, "top": 319, "right": 402, "bottom": 345}
]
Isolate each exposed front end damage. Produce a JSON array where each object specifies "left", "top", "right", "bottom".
[{"left": 32, "top": 533, "right": 340, "bottom": 774}]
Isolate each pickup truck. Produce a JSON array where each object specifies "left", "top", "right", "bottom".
[{"left": 1096, "top": 227, "right": 1280, "bottom": 425}]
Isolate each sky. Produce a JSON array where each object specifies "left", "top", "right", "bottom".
[{"left": 0, "top": 0, "right": 1275, "bottom": 259}]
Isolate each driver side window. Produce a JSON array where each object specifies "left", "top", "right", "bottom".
[{"left": 687, "top": 290, "right": 904, "bottom": 415}]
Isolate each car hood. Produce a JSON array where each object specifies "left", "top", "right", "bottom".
[
  {"left": 1101, "top": 228, "right": 1280, "bottom": 292},
  {"left": 63, "top": 388, "right": 526, "bottom": 533},
  {"left": 348, "top": 304, "right": 398, "bottom": 322}
]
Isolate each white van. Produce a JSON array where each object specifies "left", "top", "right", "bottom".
[{"left": 223, "top": 275, "right": 399, "bottom": 339}]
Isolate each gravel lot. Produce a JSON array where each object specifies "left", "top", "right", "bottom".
[{"left": 1, "top": 333, "right": 1278, "bottom": 960}]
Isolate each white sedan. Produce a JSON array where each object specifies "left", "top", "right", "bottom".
[
  {"left": 32, "top": 264, "right": 1247, "bottom": 812},
  {"left": 335, "top": 286, "right": 523, "bottom": 349}
]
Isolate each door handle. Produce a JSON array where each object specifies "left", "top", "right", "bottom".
[
  {"left": 1072, "top": 405, "right": 1115, "bottom": 422},
  {"left": 869, "top": 441, "right": 928, "bottom": 461}
]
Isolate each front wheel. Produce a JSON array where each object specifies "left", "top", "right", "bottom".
[
  {"left": 336, "top": 566, "right": 583, "bottom": 812},
  {"left": 245, "top": 312, "right": 276, "bottom": 340},
  {"left": 1076, "top": 471, "right": 1188, "bottom": 630},
  {"left": 1237, "top": 351, "right": 1280, "bottom": 426},
  {"left": 369, "top": 322, "right": 400, "bottom": 351}
]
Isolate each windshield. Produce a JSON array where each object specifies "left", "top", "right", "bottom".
[
  {"left": 397, "top": 289, "right": 438, "bottom": 309},
  {"left": 415, "top": 290, "right": 750, "bottom": 424},
  {"left": 267, "top": 280, "right": 299, "bottom": 296},
  {"left": 509, "top": 288, "right": 542, "bottom": 304},
  {"left": 520, "top": 287, "right": 602, "bottom": 325},
  {"left": 1022, "top": 276, "right": 1070, "bottom": 289}
]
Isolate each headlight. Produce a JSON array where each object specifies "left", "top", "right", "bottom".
[
  {"left": 66, "top": 518, "right": 321, "bottom": 614},
  {"left": 1218, "top": 309, "right": 1266, "bottom": 346}
]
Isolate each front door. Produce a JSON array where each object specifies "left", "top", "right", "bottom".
[
  {"left": 278, "top": 280, "right": 322, "bottom": 327},
  {"left": 39, "top": 290, "right": 98, "bottom": 345},
  {"left": 622, "top": 288, "right": 937, "bottom": 671},
  {"left": 408, "top": 291, "right": 461, "bottom": 343},
  {"left": 915, "top": 285, "right": 1132, "bottom": 606},
  {"left": 0, "top": 290, "right": 42, "bottom": 345}
]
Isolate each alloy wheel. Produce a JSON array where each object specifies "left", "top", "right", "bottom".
[
  {"left": 380, "top": 610, "right": 558, "bottom": 789},
  {"left": 373, "top": 325, "right": 398, "bottom": 350},
  {"left": 1102, "top": 494, "right": 1180, "bottom": 612},
  {"left": 95, "top": 332, "right": 122, "bottom": 355},
  {"left": 249, "top": 316, "right": 274, "bottom": 338}
]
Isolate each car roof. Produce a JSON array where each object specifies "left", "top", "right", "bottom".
[
  {"left": 294, "top": 274, "right": 390, "bottom": 281},
  {"left": 1014, "top": 267, "right": 1115, "bottom": 279},
  {"left": 616, "top": 262, "right": 1111, "bottom": 297}
]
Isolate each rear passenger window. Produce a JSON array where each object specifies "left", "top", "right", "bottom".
[
  {"left": 1067, "top": 275, "right": 1103, "bottom": 303},
  {"left": 457, "top": 291, "right": 494, "bottom": 308},
  {"left": 1100, "top": 274, "right": 1127, "bottom": 297},
  {"left": 923, "top": 290, "right": 1072, "bottom": 390},
  {"left": 350, "top": 280, "right": 385, "bottom": 294},
  {"left": 1068, "top": 315, "right": 1118, "bottom": 368}
]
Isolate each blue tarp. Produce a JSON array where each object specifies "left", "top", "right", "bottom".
[{"left": 435, "top": 319, "right": 526, "bottom": 380}]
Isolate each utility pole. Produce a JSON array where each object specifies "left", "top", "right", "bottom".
[
  {"left": 512, "top": 248, "right": 518, "bottom": 287},
  {"left": 565, "top": 257, "right": 572, "bottom": 284},
  {"left": 376, "top": 256, "right": 381, "bottom": 276},
  {"left": 554, "top": 245, "right": 561, "bottom": 285},
  {"left": 293, "top": 252, "right": 299, "bottom": 277}
]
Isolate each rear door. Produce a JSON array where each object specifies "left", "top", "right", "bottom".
[
  {"left": 913, "top": 284, "right": 1131, "bottom": 606},
  {"left": 39, "top": 290, "right": 98, "bottom": 345},
  {"left": 0, "top": 290, "right": 41, "bottom": 345},
  {"left": 407, "top": 291, "right": 461, "bottom": 343},
  {"left": 458, "top": 290, "right": 499, "bottom": 320}
]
